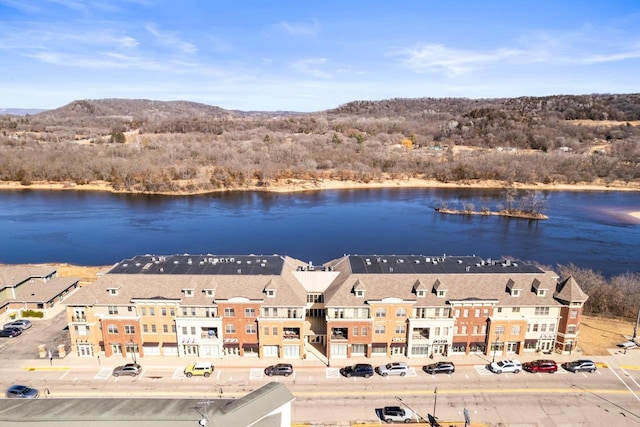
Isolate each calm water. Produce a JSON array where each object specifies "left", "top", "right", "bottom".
[{"left": 1, "top": 188, "right": 639, "bottom": 276}]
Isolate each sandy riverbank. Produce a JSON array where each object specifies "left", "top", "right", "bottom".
[{"left": 2, "top": 177, "right": 640, "bottom": 194}]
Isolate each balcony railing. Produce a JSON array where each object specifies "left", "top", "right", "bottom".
[
  {"left": 72, "top": 316, "right": 87, "bottom": 322},
  {"left": 283, "top": 331, "right": 300, "bottom": 340},
  {"left": 200, "top": 333, "right": 219, "bottom": 340}
]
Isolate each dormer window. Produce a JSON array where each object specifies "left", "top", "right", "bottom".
[
  {"left": 203, "top": 289, "right": 215, "bottom": 297},
  {"left": 413, "top": 279, "right": 427, "bottom": 298},
  {"left": 531, "top": 278, "right": 547, "bottom": 296},
  {"left": 183, "top": 289, "right": 194, "bottom": 297},
  {"left": 266, "top": 289, "right": 276, "bottom": 297},
  {"left": 352, "top": 279, "right": 366, "bottom": 298},
  {"left": 416, "top": 290, "right": 426, "bottom": 298},
  {"left": 506, "top": 278, "right": 521, "bottom": 297},
  {"left": 433, "top": 279, "right": 447, "bottom": 298},
  {"left": 537, "top": 289, "right": 546, "bottom": 296},
  {"left": 511, "top": 289, "right": 521, "bottom": 297},
  {"left": 107, "top": 288, "right": 119, "bottom": 296}
]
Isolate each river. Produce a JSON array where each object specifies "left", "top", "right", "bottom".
[{"left": 1, "top": 188, "right": 638, "bottom": 276}]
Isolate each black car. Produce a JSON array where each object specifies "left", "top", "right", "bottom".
[
  {"left": 423, "top": 361, "right": 456, "bottom": 375},
  {"left": 264, "top": 363, "right": 293, "bottom": 377},
  {"left": 0, "top": 328, "right": 22, "bottom": 338},
  {"left": 340, "top": 363, "right": 374, "bottom": 378}
]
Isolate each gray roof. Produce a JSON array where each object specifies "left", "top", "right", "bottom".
[
  {"left": 554, "top": 276, "right": 589, "bottom": 303},
  {"left": 323, "top": 255, "right": 563, "bottom": 307},
  {"left": 0, "top": 265, "right": 57, "bottom": 288},
  {"left": 64, "top": 255, "right": 309, "bottom": 307},
  {"left": 0, "top": 383, "right": 294, "bottom": 427},
  {"left": 108, "top": 254, "right": 287, "bottom": 275}
]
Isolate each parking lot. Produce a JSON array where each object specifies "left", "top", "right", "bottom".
[{"left": 0, "top": 309, "right": 70, "bottom": 360}]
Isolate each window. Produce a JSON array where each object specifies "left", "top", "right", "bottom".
[
  {"left": 474, "top": 309, "right": 480, "bottom": 317},
  {"left": 497, "top": 307, "right": 502, "bottom": 313},
  {"left": 143, "top": 324, "right": 148, "bottom": 333},
  {"left": 532, "top": 324, "right": 539, "bottom": 332},
  {"left": 375, "top": 308, "right": 386, "bottom": 318},
  {"left": 537, "top": 290, "right": 546, "bottom": 296},
  {"left": 170, "top": 308, "right": 175, "bottom": 316},
  {"left": 266, "top": 289, "right": 275, "bottom": 297},
  {"left": 191, "top": 326, "right": 196, "bottom": 335},
  {"left": 149, "top": 307, "right": 155, "bottom": 316},
  {"left": 182, "top": 326, "right": 188, "bottom": 335},
  {"left": 263, "top": 327, "right": 269, "bottom": 335},
  {"left": 205, "top": 289, "right": 214, "bottom": 296},
  {"left": 245, "top": 308, "right": 255, "bottom": 317},
  {"left": 437, "top": 290, "right": 446, "bottom": 297},
  {"left": 108, "top": 288, "right": 118, "bottom": 295},
  {"left": 455, "top": 309, "right": 460, "bottom": 317},
  {"left": 461, "top": 325, "right": 467, "bottom": 334},
  {"left": 141, "top": 307, "right": 146, "bottom": 316},
  {"left": 353, "top": 327, "right": 358, "bottom": 336},
  {"left": 463, "top": 309, "right": 469, "bottom": 317},
  {"left": 307, "top": 294, "right": 323, "bottom": 303},
  {"left": 171, "top": 325, "right": 176, "bottom": 333},
  {"left": 182, "top": 308, "right": 187, "bottom": 316},
  {"left": 567, "top": 325, "right": 576, "bottom": 334},
  {"left": 540, "top": 324, "right": 547, "bottom": 332},
  {"left": 272, "top": 327, "right": 278, "bottom": 336},
  {"left": 549, "top": 323, "right": 555, "bottom": 332},
  {"left": 224, "top": 308, "right": 235, "bottom": 317},
  {"left": 473, "top": 325, "right": 479, "bottom": 334},
  {"left": 415, "top": 308, "right": 427, "bottom": 318},
  {"left": 128, "top": 306, "right": 133, "bottom": 312},
  {"left": 107, "top": 325, "right": 118, "bottom": 334},
  {"left": 362, "top": 327, "right": 368, "bottom": 336},
  {"left": 190, "top": 307, "right": 196, "bottom": 316},
  {"left": 334, "top": 309, "right": 344, "bottom": 319},
  {"left": 163, "top": 325, "right": 168, "bottom": 333},
  {"left": 511, "top": 325, "right": 521, "bottom": 335},
  {"left": 375, "top": 325, "right": 385, "bottom": 334},
  {"left": 108, "top": 306, "right": 118, "bottom": 315},
  {"left": 453, "top": 326, "right": 459, "bottom": 334},
  {"left": 570, "top": 310, "right": 578, "bottom": 319},
  {"left": 246, "top": 324, "right": 256, "bottom": 334},
  {"left": 395, "top": 324, "right": 406, "bottom": 334},
  {"left": 483, "top": 308, "right": 489, "bottom": 316},
  {"left": 151, "top": 324, "right": 157, "bottom": 333},
  {"left": 481, "top": 325, "right": 486, "bottom": 334},
  {"left": 512, "top": 307, "right": 520, "bottom": 312},
  {"left": 287, "top": 309, "right": 297, "bottom": 318},
  {"left": 435, "top": 327, "right": 441, "bottom": 335},
  {"left": 534, "top": 307, "right": 550, "bottom": 316},
  {"left": 354, "top": 290, "right": 364, "bottom": 297},
  {"left": 396, "top": 308, "right": 407, "bottom": 317},
  {"left": 443, "top": 327, "right": 449, "bottom": 335},
  {"left": 511, "top": 289, "right": 520, "bottom": 297},
  {"left": 226, "top": 324, "right": 236, "bottom": 334},
  {"left": 184, "top": 289, "right": 194, "bottom": 296},
  {"left": 494, "top": 325, "right": 505, "bottom": 335},
  {"left": 161, "top": 308, "right": 167, "bottom": 316},
  {"left": 124, "top": 325, "right": 135, "bottom": 335}
]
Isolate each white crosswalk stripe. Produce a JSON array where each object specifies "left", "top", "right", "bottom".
[
  {"left": 326, "top": 367, "right": 340, "bottom": 378},
  {"left": 94, "top": 367, "right": 113, "bottom": 380},
  {"left": 249, "top": 368, "right": 264, "bottom": 380},
  {"left": 172, "top": 367, "right": 185, "bottom": 379},
  {"left": 474, "top": 365, "right": 493, "bottom": 375}
]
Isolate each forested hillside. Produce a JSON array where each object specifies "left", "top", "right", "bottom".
[{"left": 1, "top": 94, "right": 639, "bottom": 193}]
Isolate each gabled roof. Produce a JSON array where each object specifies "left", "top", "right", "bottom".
[
  {"left": 554, "top": 276, "right": 588, "bottom": 303},
  {"left": 0, "top": 265, "right": 57, "bottom": 289}
]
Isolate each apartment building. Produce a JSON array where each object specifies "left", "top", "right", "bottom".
[{"left": 63, "top": 253, "right": 587, "bottom": 361}]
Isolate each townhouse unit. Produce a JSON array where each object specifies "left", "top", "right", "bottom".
[{"left": 63, "top": 253, "right": 587, "bottom": 361}]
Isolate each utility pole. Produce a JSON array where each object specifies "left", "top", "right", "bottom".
[
  {"left": 633, "top": 305, "right": 640, "bottom": 342},
  {"left": 433, "top": 387, "right": 438, "bottom": 419}
]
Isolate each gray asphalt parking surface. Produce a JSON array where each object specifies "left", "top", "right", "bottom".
[{"left": 0, "top": 310, "right": 69, "bottom": 360}]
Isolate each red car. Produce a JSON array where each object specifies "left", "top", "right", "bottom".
[{"left": 523, "top": 359, "right": 558, "bottom": 373}]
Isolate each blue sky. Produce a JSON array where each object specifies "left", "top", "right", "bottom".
[{"left": 1, "top": 0, "right": 639, "bottom": 111}]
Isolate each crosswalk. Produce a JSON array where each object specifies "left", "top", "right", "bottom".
[
  {"left": 249, "top": 368, "right": 264, "bottom": 380},
  {"left": 94, "top": 367, "right": 113, "bottom": 380},
  {"left": 172, "top": 367, "right": 185, "bottom": 379},
  {"left": 326, "top": 367, "right": 341, "bottom": 378}
]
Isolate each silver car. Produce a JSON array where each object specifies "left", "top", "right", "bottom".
[
  {"left": 112, "top": 363, "right": 142, "bottom": 377},
  {"left": 3, "top": 319, "right": 32, "bottom": 330}
]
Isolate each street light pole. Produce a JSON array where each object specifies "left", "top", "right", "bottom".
[
  {"left": 633, "top": 305, "right": 640, "bottom": 342},
  {"left": 433, "top": 387, "right": 438, "bottom": 419}
]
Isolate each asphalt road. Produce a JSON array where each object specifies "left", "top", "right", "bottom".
[{"left": 1, "top": 313, "right": 640, "bottom": 425}]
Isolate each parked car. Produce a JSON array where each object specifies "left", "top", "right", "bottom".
[
  {"left": 523, "top": 359, "right": 558, "bottom": 373},
  {"left": 488, "top": 359, "right": 522, "bottom": 374},
  {"left": 184, "top": 362, "right": 214, "bottom": 377},
  {"left": 0, "top": 328, "right": 22, "bottom": 338},
  {"left": 6, "top": 384, "right": 39, "bottom": 398},
  {"left": 423, "top": 361, "right": 456, "bottom": 375},
  {"left": 561, "top": 359, "right": 597, "bottom": 373},
  {"left": 376, "top": 362, "right": 410, "bottom": 377},
  {"left": 340, "top": 363, "right": 374, "bottom": 378},
  {"left": 617, "top": 341, "right": 638, "bottom": 350},
  {"left": 112, "top": 363, "right": 142, "bottom": 377},
  {"left": 3, "top": 319, "right": 32, "bottom": 330},
  {"left": 264, "top": 363, "right": 293, "bottom": 377},
  {"left": 381, "top": 406, "right": 414, "bottom": 423}
]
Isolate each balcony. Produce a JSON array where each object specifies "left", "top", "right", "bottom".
[
  {"left": 331, "top": 328, "right": 349, "bottom": 340},
  {"left": 283, "top": 329, "right": 300, "bottom": 340},
  {"left": 72, "top": 315, "right": 87, "bottom": 322},
  {"left": 200, "top": 329, "right": 219, "bottom": 340},
  {"left": 412, "top": 329, "right": 429, "bottom": 340}
]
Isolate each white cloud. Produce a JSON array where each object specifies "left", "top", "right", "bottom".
[
  {"left": 275, "top": 20, "right": 319, "bottom": 36},
  {"left": 144, "top": 23, "right": 198, "bottom": 54},
  {"left": 290, "top": 57, "right": 331, "bottom": 79}
]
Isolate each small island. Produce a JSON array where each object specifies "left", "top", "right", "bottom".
[
  {"left": 433, "top": 188, "right": 549, "bottom": 220},
  {"left": 434, "top": 207, "right": 548, "bottom": 220}
]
